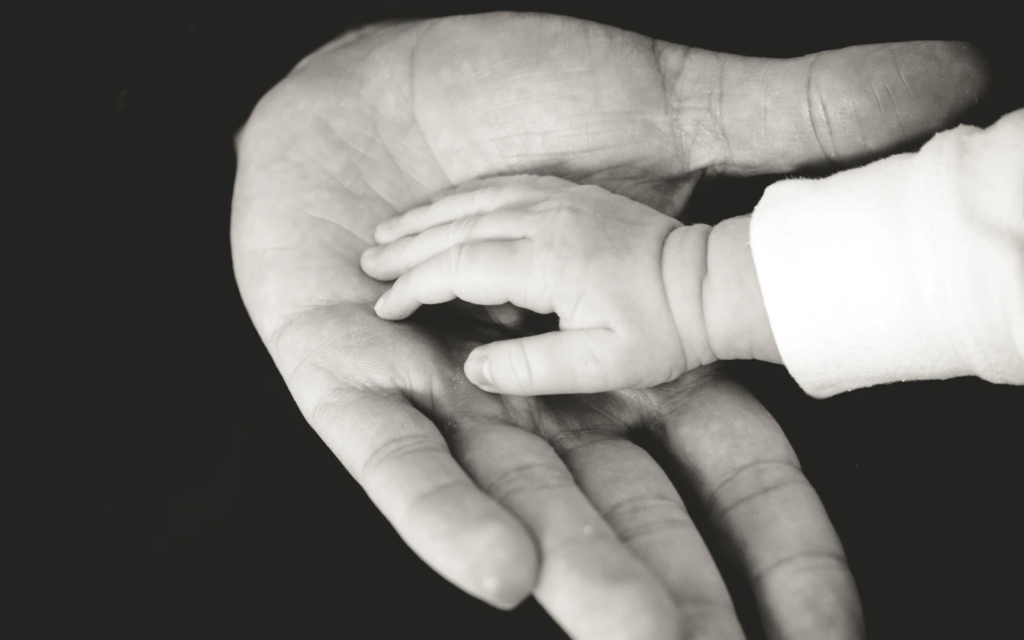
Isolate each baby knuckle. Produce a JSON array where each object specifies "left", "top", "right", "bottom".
[
  {"left": 470, "top": 187, "right": 497, "bottom": 209},
  {"left": 637, "top": 343, "right": 684, "bottom": 387},
  {"left": 505, "top": 341, "right": 537, "bottom": 386},
  {"left": 447, "top": 216, "right": 477, "bottom": 243},
  {"left": 576, "top": 342, "right": 611, "bottom": 390},
  {"left": 535, "top": 175, "right": 569, "bottom": 189},
  {"left": 445, "top": 243, "right": 468, "bottom": 277},
  {"left": 572, "top": 183, "right": 607, "bottom": 199}
]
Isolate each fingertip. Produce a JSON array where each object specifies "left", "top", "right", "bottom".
[
  {"left": 373, "top": 219, "right": 398, "bottom": 244},
  {"left": 468, "top": 520, "right": 536, "bottom": 610},
  {"left": 376, "top": 203, "right": 432, "bottom": 243},
  {"left": 884, "top": 40, "right": 991, "bottom": 128},
  {"left": 405, "top": 487, "right": 539, "bottom": 610},
  {"left": 360, "top": 244, "right": 380, "bottom": 273},
  {"left": 465, "top": 349, "right": 498, "bottom": 393},
  {"left": 481, "top": 573, "right": 533, "bottom": 611},
  {"left": 421, "top": 503, "right": 538, "bottom": 609},
  {"left": 373, "top": 289, "right": 393, "bottom": 318},
  {"left": 538, "top": 546, "right": 681, "bottom": 640},
  {"left": 470, "top": 521, "right": 539, "bottom": 610},
  {"left": 939, "top": 40, "right": 992, "bottom": 113},
  {"left": 757, "top": 555, "right": 864, "bottom": 640}
]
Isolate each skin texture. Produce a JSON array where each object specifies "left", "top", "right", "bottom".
[
  {"left": 360, "top": 176, "right": 781, "bottom": 395},
  {"left": 231, "top": 12, "right": 987, "bottom": 640}
]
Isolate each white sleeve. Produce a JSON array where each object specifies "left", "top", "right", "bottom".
[{"left": 749, "top": 109, "right": 1024, "bottom": 399}]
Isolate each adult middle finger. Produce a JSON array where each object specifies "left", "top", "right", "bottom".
[{"left": 647, "top": 367, "right": 864, "bottom": 640}]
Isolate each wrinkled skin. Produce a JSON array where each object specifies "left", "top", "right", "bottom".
[{"left": 231, "top": 13, "right": 986, "bottom": 640}]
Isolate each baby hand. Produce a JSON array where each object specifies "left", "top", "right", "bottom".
[{"left": 361, "top": 176, "right": 712, "bottom": 395}]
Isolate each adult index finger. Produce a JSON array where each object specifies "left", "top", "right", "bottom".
[{"left": 272, "top": 306, "right": 539, "bottom": 609}]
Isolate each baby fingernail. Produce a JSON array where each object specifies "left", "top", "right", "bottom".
[
  {"left": 362, "top": 246, "right": 381, "bottom": 264},
  {"left": 374, "top": 219, "right": 398, "bottom": 242},
  {"left": 374, "top": 290, "right": 391, "bottom": 315},
  {"left": 467, "top": 351, "right": 494, "bottom": 388}
]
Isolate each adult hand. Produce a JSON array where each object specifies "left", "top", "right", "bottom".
[{"left": 231, "top": 13, "right": 985, "bottom": 639}]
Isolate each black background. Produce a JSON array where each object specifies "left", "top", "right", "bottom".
[{"left": 30, "top": 2, "right": 1022, "bottom": 637}]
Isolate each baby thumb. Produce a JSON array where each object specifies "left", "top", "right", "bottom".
[{"left": 464, "top": 329, "right": 620, "bottom": 396}]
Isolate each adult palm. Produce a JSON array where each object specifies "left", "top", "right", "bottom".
[{"left": 232, "top": 13, "right": 984, "bottom": 639}]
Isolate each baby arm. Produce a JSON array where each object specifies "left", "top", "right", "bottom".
[
  {"left": 360, "top": 175, "right": 780, "bottom": 395},
  {"left": 362, "top": 110, "right": 1024, "bottom": 398},
  {"left": 749, "top": 109, "right": 1024, "bottom": 397}
]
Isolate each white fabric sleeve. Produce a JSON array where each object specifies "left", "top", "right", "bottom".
[{"left": 749, "top": 109, "right": 1024, "bottom": 398}]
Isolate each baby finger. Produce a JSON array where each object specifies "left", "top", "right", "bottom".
[
  {"left": 376, "top": 183, "right": 553, "bottom": 243},
  {"left": 464, "top": 329, "right": 623, "bottom": 396},
  {"left": 373, "top": 240, "right": 549, "bottom": 320},
  {"left": 362, "top": 210, "right": 534, "bottom": 281}
]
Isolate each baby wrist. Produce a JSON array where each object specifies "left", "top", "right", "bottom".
[
  {"left": 661, "top": 223, "right": 717, "bottom": 369},
  {"left": 702, "top": 216, "right": 781, "bottom": 364}
]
